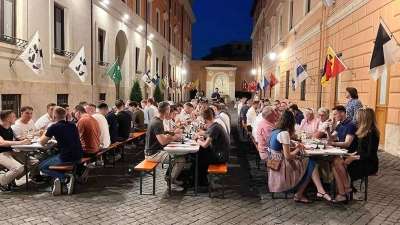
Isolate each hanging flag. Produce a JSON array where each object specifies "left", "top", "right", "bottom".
[
  {"left": 193, "top": 79, "right": 200, "bottom": 88},
  {"left": 321, "top": 57, "right": 331, "bottom": 87},
  {"left": 369, "top": 19, "right": 400, "bottom": 81},
  {"left": 168, "top": 75, "right": 173, "bottom": 88},
  {"left": 242, "top": 79, "right": 248, "bottom": 91},
  {"left": 151, "top": 72, "right": 160, "bottom": 85},
  {"left": 293, "top": 58, "right": 310, "bottom": 90},
  {"left": 67, "top": 45, "right": 87, "bottom": 82},
  {"left": 325, "top": 46, "right": 347, "bottom": 80},
  {"left": 19, "top": 30, "right": 44, "bottom": 76},
  {"left": 323, "top": 0, "right": 336, "bottom": 7},
  {"left": 269, "top": 73, "right": 278, "bottom": 88},
  {"left": 141, "top": 69, "right": 154, "bottom": 87},
  {"left": 263, "top": 76, "right": 269, "bottom": 89},
  {"left": 162, "top": 76, "right": 168, "bottom": 88},
  {"left": 106, "top": 59, "right": 122, "bottom": 84}
]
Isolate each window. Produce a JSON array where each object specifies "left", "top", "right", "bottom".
[
  {"left": 1, "top": 94, "right": 21, "bottom": 117},
  {"left": 98, "top": 28, "right": 105, "bottom": 62},
  {"left": 163, "top": 19, "right": 167, "bottom": 38},
  {"left": 278, "top": 14, "right": 283, "bottom": 40},
  {"left": 99, "top": 93, "right": 106, "bottom": 101},
  {"left": 305, "top": 0, "right": 311, "bottom": 14},
  {"left": 56, "top": 94, "right": 68, "bottom": 105},
  {"left": 156, "top": 57, "right": 159, "bottom": 73},
  {"left": 135, "top": 0, "right": 140, "bottom": 16},
  {"left": 238, "top": 44, "right": 242, "bottom": 50},
  {"left": 285, "top": 71, "right": 290, "bottom": 99},
  {"left": 146, "top": 1, "right": 151, "bottom": 24},
  {"left": 300, "top": 64, "right": 307, "bottom": 101},
  {"left": 289, "top": 0, "right": 294, "bottom": 30},
  {"left": 54, "top": 4, "right": 65, "bottom": 51},
  {"left": 0, "top": 0, "right": 16, "bottom": 38},
  {"left": 135, "top": 47, "right": 140, "bottom": 72},
  {"left": 246, "top": 44, "right": 250, "bottom": 51},
  {"left": 156, "top": 10, "right": 160, "bottom": 32}
]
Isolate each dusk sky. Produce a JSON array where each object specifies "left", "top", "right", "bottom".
[{"left": 192, "top": 0, "right": 254, "bottom": 60}]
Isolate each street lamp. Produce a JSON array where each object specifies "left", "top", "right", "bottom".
[
  {"left": 182, "top": 69, "right": 187, "bottom": 75},
  {"left": 269, "top": 52, "right": 277, "bottom": 61},
  {"left": 251, "top": 69, "right": 256, "bottom": 75}
]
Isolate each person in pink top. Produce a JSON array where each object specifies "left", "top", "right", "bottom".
[
  {"left": 256, "top": 106, "right": 280, "bottom": 162},
  {"left": 299, "top": 108, "right": 319, "bottom": 135}
]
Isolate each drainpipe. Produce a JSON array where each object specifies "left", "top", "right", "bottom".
[{"left": 317, "top": 4, "right": 327, "bottom": 109}]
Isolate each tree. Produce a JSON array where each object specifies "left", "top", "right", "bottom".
[
  {"left": 129, "top": 79, "right": 143, "bottom": 103},
  {"left": 153, "top": 84, "right": 164, "bottom": 103}
]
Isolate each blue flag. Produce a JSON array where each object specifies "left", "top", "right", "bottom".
[{"left": 263, "top": 76, "right": 269, "bottom": 89}]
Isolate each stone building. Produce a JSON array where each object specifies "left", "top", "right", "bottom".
[
  {"left": 250, "top": 0, "right": 400, "bottom": 155},
  {"left": 0, "top": 0, "right": 195, "bottom": 119}
]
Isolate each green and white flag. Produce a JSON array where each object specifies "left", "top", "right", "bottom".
[{"left": 107, "top": 59, "right": 122, "bottom": 84}]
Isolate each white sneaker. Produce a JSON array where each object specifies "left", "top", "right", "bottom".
[
  {"left": 52, "top": 179, "right": 61, "bottom": 196},
  {"left": 65, "top": 174, "right": 74, "bottom": 195},
  {"left": 170, "top": 183, "right": 184, "bottom": 192}
]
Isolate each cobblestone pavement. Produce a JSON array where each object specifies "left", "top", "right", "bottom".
[{"left": 1, "top": 106, "right": 400, "bottom": 225}]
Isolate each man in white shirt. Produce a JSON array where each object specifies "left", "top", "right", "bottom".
[
  {"left": 141, "top": 100, "right": 153, "bottom": 128},
  {"left": 246, "top": 100, "right": 260, "bottom": 132},
  {"left": 237, "top": 98, "right": 246, "bottom": 124},
  {"left": 147, "top": 98, "right": 158, "bottom": 119},
  {"left": 12, "top": 106, "right": 44, "bottom": 140},
  {"left": 177, "top": 102, "right": 196, "bottom": 125},
  {"left": 251, "top": 113, "right": 263, "bottom": 143},
  {"left": 84, "top": 103, "right": 110, "bottom": 148},
  {"left": 35, "top": 103, "right": 56, "bottom": 129}
]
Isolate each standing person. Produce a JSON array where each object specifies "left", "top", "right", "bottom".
[
  {"left": 35, "top": 103, "right": 56, "bottom": 129},
  {"left": 331, "top": 107, "right": 379, "bottom": 203},
  {"left": 0, "top": 110, "right": 30, "bottom": 192},
  {"left": 144, "top": 102, "right": 186, "bottom": 191},
  {"left": 211, "top": 88, "right": 221, "bottom": 102},
  {"left": 39, "top": 107, "right": 82, "bottom": 196},
  {"left": 345, "top": 87, "right": 363, "bottom": 123}
]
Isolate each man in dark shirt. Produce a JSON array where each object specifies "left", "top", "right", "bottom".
[
  {"left": 124, "top": 100, "right": 136, "bottom": 136},
  {"left": 129, "top": 102, "right": 145, "bottom": 132},
  {"left": 288, "top": 104, "right": 305, "bottom": 125},
  {"left": 39, "top": 106, "right": 83, "bottom": 196},
  {"left": 144, "top": 102, "right": 185, "bottom": 191},
  {"left": 0, "top": 110, "right": 30, "bottom": 192},
  {"left": 327, "top": 105, "right": 358, "bottom": 153},
  {"left": 240, "top": 100, "right": 252, "bottom": 124},
  {"left": 211, "top": 88, "right": 221, "bottom": 102},
  {"left": 115, "top": 100, "right": 132, "bottom": 142}
]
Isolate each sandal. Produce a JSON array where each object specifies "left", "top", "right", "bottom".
[
  {"left": 335, "top": 193, "right": 349, "bottom": 204},
  {"left": 317, "top": 192, "right": 336, "bottom": 203},
  {"left": 345, "top": 186, "right": 357, "bottom": 194},
  {"left": 294, "top": 195, "right": 313, "bottom": 204}
]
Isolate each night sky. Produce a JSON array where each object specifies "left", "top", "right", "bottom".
[{"left": 192, "top": 0, "right": 254, "bottom": 60}]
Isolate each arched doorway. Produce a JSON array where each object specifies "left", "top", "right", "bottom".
[{"left": 115, "top": 30, "right": 128, "bottom": 99}]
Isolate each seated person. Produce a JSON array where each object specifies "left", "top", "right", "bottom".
[
  {"left": 85, "top": 103, "right": 110, "bottom": 148},
  {"left": 331, "top": 108, "right": 379, "bottom": 203},
  {"left": 209, "top": 103, "right": 229, "bottom": 134},
  {"left": 39, "top": 107, "right": 83, "bottom": 196},
  {"left": 299, "top": 108, "right": 319, "bottom": 135},
  {"left": 58, "top": 103, "right": 72, "bottom": 121},
  {"left": 163, "top": 106, "right": 181, "bottom": 135},
  {"left": 268, "top": 111, "right": 333, "bottom": 203},
  {"left": 176, "top": 102, "right": 196, "bottom": 126},
  {"left": 191, "top": 107, "right": 230, "bottom": 189},
  {"left": 256, "top": 106, "right": 279, "bottom": 162},
  {"left": 35, "top": 103, "right": 56, "bottom": 129},
  {"left": 144, "top": 102, "right": 186, "bottom": 191},
  {"left": 115, "top": 100, "right": 132, "bottom": 142},
  {"left": 0, "top": 110, "right": 31, "bottom": 192},
  {"left": 288, "top": 104, "right": 304, "bottom": 125},
  {"left": 312, "top": 107, "right": 332, "bottom": 139},
  {"left": 129, "top": 102, "right": 145, "bottom": 132},
  {"left": 246, "top": 100, "right": 260, "bottom": 132},
  {"left": 98, "top": 103, "right": 118, "bottom": 144},
  {"left": 241, "top": 100, "right": 252, "bottom": 125}
]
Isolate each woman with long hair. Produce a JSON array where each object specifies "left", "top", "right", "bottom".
[
  {"left": 331, "top": 107, "right": 379, "bottom": 203},
  {"left": 268, "top": 111, "right": 334, "bottom": 203}
]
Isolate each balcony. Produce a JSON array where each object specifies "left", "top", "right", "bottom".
[
  {"left": 53, "top": 48, "right": 74, "bottom": 58},
  {"left": 0, "top": 34, "right": 27, "bottom": 48},
  {"left": 97, "top": 61, "right": 110, "bottom": 67}
]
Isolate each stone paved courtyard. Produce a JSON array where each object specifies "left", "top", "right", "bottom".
[{"left": 1, "top": 107, "right": 400, "bottom": 225}]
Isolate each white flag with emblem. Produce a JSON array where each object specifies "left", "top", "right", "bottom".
[
  {"left": 68, "top": 45, "right": 87, "bottom": 82},
  {"left": 19, "top": 30, "right": 44, "bottom": 76}
]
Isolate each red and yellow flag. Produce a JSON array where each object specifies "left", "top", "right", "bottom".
[{"left": 321, "top": 46, "right": 347, "bottom": 87}]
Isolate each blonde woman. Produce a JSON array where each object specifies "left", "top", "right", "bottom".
[{"left": 331, "top": 107, "right": 379, "bottom": 203}]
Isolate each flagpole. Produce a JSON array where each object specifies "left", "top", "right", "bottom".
[
  {"left": 9, "top": 28, "right": 38, "bottom": 68},
  {"left": 328, "top": 44, "right": 356, "bottom": 78},
  {"left": 379, "top": 17, "right": 400, "bottom": 46},
  {"left": 91, "top": 0, "right": 94, "bottom": 102},
  {"left": 295, "top": 57, "right": 316, "bottom": 82},
  {"left": 61, "top": 43, "right": 85, "bottom": 73}
]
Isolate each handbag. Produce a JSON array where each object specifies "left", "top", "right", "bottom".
[{"left": 267, "top": 158, "right": 282, "bottom": 171}]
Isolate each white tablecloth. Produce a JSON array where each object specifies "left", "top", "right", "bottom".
[
  {"left": 11, "top": 140, "right": 57, "bottom": 152},
  {"left": 305, "top": 148, "right": 348, "bottom": 156},
  {"left": 164, "top": 140, "right": 200, "bottom": 154}
]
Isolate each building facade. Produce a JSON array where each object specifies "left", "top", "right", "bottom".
[
  {"left": 250, "top": 0, "right": 400, "bottom": 155},
  {"left": 0, "top": 0, "right": 195, "bottom": 119}
]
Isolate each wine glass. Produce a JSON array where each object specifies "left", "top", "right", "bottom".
[{"left": 26, "top": 132, "right": 33, "bottom": 140}]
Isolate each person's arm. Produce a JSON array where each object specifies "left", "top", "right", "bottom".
[
  {"left": 0, "top": 136, "right": 30, "bottom": 147},
  {"left": 196, "top": 136, "right": 212, "bottom": 148},
  {"left": 155, "top": 134, "right": 174, "bottom": 145},
  {"left": 278, "top": 131, "right": 301, "bottom": 160},
  {"left": 39, "top": 130, "right": 51, "bottom": 146},
  {"left": 331, "top": 134, "right": 355, "bottom": 148}
]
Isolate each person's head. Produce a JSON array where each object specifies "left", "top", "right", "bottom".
[
  {"left": 129, "top": 101, "right": 138, "bottom": 110},
  {"left": 214, "top": 88, "right": 219, "bottom": 93},
  {"left": 241, "top": 97, "right": 247, "bottom": 103},
  {"left": 356, "top": 107, "right": 380, "bottom": 138},
  {"left": 175, "top": 103, "right": 183, "bottom": 114},
  {"left": 280, "top": 102, "right": 288, "bottom": 111},
  {"left": 0, "top": 110, "right": 17, "bottom": 126},
  {"left": 274, "top": 110, "right": 296, "bottom": 136},
  {"left": 98, "top": 102, "right": 109, "bottom": 116},
  {"left": 288, "top": 104, "right": 299, "bottom": 114},
  {"left": 184, "top": 102, "right": 194, "bottom": 114},
  {"left": 84, "top": 103, "right": 97, "bottom": 116},
  {"left": 210, "top": 103, "right": 222, "bottom": 115},
  {"left": 125, "top": 100, "right": 131, "bottom": 108},
  {"left": 201, "top": 107, "right": 215, "bottom": 124},
  {"left": 58, "top": 103, "right": 70, "bottom": 115},
  {"left": 304, "top": 108, "right": 315, "bottom": 121},
  {"left": 247, "top": 99, "right": 253, "bottom": 107},
  {"left": 317, "top": 107, "right": 330, "bottom": 122},
  {"left": 73, "top": 105, "right": 87, "bottom": 120},
  {"left": 115, "top": 99, "right": 125, "bottom": 110},
  {"left": 166, "top": 106, "right": 177, "bottom": 120},
  {"left": 141, "top": 100, "right": 147, "bottom": 108},
  {"left": 158, "top": 101, "right": 170, "bottom": 117},
  {"left": 345, "top": 87, "right": 358, "bottom": 99},
  {"left": 332, "top": 105, "right": 347, "bottom": 122},
  {"left": 274, "top": 100, "right": 281, "bottom": 109},
  {"left": 79, "top": 101, "right": 88, "bottom": 106},
  {"left": 53, "top": 106, "right": 66, "bottom": 121},
  {"left": 253, "top": 100, "right": 260, "bottom": 109},
  {"left": 147, "top": 98, "right": 154, "bottom": 106},
  {"left": 167, "top": 97, "right": 172, "bottom": 101},
  {"left": 46, "top": 103, "right": 57, "bottom": 117},
  {"left": 288, "top": 101, "right": 296, "bottom": 107},
  {"left": 262, "top": 106, "right": 279, "bottom": 123},
  {"left": 20, "top": 106, "right": 34, "bottom": 122}
]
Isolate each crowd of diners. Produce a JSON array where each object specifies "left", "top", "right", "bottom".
[
  {"left": 235, "top": 87, "right": 379, "bottom": 204},
  {"left": 0, "top": 95, "right": 231, "bottom": 195}
]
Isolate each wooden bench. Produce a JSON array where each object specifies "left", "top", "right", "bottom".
[
  {"left": 134, "top": 160, "right": 159, "bottom": 195},
  {"left": 208, "top": 163, "right": 228, "bottom": 198},
  {"left": 349, "top": 173, "right": 378, "bottom": 202}
]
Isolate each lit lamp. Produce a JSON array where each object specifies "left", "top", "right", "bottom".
[
  {"left": 269, "top": 52, "right": 277, "bottom": 61},
  {"left": 251, "top": 69, "right": 256, "bottom": 75}
]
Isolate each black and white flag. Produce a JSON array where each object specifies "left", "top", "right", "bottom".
[
  {"left": 141, "top": 69, "right": 154, "bottom": 87},
  {"left": 369, "top": 19, "right": 400, "bottom": 81},
  {"left": 19, "top": 30, "right": 44, "bottom": 76},
  {"left": 68, "top": 45, "right": 87, "bottom": 82}
]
